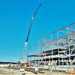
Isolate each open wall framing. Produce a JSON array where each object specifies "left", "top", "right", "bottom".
[{"left": 28, "top": 23, "right": 75, "bottom": 66}]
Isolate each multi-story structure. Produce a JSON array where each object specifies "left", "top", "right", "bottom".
[{"left": 28, "top": 23, "right": 75, "bottom": 66}]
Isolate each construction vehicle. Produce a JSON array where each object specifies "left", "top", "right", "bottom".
[{"left": 19, "top": 1, "right": 42, "bottom": 67}]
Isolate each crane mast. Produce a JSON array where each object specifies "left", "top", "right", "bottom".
[{"left": 21, "top": 2, "right": 42, "bottom": 62}]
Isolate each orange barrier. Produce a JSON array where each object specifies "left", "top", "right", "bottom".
[
  {"left": 68, "top": 70, "right": 75, "bottom": 75},
  {"left": 68, "top": 73, "right": 75, "bottom": 75}
]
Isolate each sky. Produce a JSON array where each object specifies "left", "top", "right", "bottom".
[{"left": 0, "top": 0, "right": 75, "bottom": 62}]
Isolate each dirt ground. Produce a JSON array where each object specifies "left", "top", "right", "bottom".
[{"left": 0, "top": 67, "right": 75, "bottom": 75}]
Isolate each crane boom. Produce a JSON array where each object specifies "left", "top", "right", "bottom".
[{"left": 21, "top": 2, "right": 42, "bottom": 62}]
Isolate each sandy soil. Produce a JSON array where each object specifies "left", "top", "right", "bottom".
[{"left": 0, "top": 67, "right": 75, "bottom": 75}]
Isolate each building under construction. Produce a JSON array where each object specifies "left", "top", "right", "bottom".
[{"left": 28, "top": 23, "right": 75, "bottom": 67}]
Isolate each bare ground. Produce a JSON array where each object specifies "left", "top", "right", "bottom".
[{"left": 0, "top": 67, "right": 75, "bottom": 75}]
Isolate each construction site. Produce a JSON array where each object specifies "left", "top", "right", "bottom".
[
  {"left": 0, "top": 0, "right": 75, "bottom": 75},
  {"left": 27, "top": 23, "right": 75, "bottom": 75},
  {"left": 0, "top": 23, "right": 75, "bottom": 75}
]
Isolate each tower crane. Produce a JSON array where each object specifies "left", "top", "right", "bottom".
[{"left": 20, "top": 2, "right": 42, "bottom": 63}]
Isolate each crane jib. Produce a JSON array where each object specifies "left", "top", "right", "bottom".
[
  {"left": 26, "top": 23, "right": 32, "bottom": 42},
  {"left": 26, "top": 2, "right": 42, "bottom": 43},
  {"left": 21, "top": 2, "right": 42, "bottom": 62}
]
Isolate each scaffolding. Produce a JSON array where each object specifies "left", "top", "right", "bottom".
[
  {"left": 39, "top": 23, "right": 75, "bottom": 66},
  {"left": 28, "top": 23, "right": 75, "bottom": 74}
]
